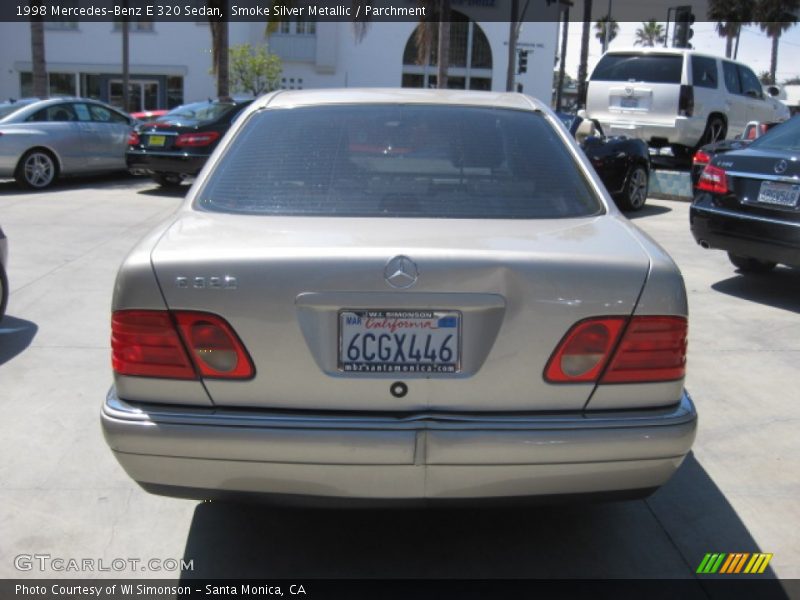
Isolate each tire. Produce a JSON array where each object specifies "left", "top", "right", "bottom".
[
  {"left": 15, "top": 149, "right": 58, "bottom": 190},
  {"left": 0, "top": 264, "right": 8, "bottom": 321},
  {"left": 728, "top": 253, "right": 777, "bottom": 273},
  {"left": 152, "top": 172, "right": 183, "bottom": 188},
  {"left": 699, "top": 116, "right": 727, "bottom": 147},
  {"left": 617, "top": 164, "right": 649, "bottom": 211}
]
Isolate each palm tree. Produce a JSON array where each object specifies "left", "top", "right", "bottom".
[
  {"left": 576, "top": 0, "right": 592, "bottom": 107},
  {"left": 634, "top": 20, "right": 666, "bottom": 47},
  {"left": 30, "top": 4, "right": 47, "bottom": 98},
  {"left": 594, "top": 16, "right": 618, "bottom": 52},
  {"left": 756, "top": 0, "right": 799, "bottom": 85},
  {"left": 708, "top": 0, "right": 754, "bottom": 58},
  {"left": 208, "top": 0, "right": 229, "bottom": 99}
]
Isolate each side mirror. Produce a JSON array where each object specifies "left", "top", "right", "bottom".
[{"left": 766, "top": 85, "right": 781, "bottom": 97}]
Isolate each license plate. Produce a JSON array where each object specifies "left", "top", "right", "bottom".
[
  {"left": 620, "top": 97, "right": 639, "bottom": 108},
  {"left": 338, "top": 310, "right": 461, "bottom": 374},
  {"left": 756, "top": 181, "right": 800, "bottom": 208},
  {"left": 147, "top": 135, "right": 166, "bottom": 147}
]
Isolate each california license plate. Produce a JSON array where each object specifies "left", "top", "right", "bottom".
[
  {"left": 620, "top": 97, "right": 639, "bottom": 108},
  {"left": 147, "top": 135, "right": 166, "bottom": 147},
  {"left": 756, "top": 181, "right": 800, "bottom": 208},
  {"left": 338, "top": 310, "right": 461, "bottom": 374}
]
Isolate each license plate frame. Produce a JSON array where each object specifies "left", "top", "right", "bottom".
[
  {"left": 338, "top": 309, "right": 461, "bottom": 374},
  {"left": 147, "top": 135, "right": 166, "bottom": 147},
  {"left": 755, "top": 181, "right": 800, "bottom": 208}
]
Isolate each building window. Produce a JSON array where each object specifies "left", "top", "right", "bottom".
[
  {"left": 280, "top": 77, "right": 304, "bottom": 90},
  {"left": 20, "top": 72, "right": 77, "bottom": 97},
  {"left": 277, "top": 18, "right": 316, "bottom": 35},
  {"left": 112, "top": 18, "right": 154, "bottom": 32},
  {"left": 167, "top": 76, "right": 184, "bottom": 108},
  {"left": 402, "top": 11, "right": 492, "bottom": 90},
  {"left": 80, "top": 74, "right": 102, "bottom": 100},
  {"left": 45, "top": 20, "right": 78, "bottom": 31}
]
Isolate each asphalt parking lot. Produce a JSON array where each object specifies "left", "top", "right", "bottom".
[{"left": 0, "top": 174, "right": 798, "bottom": 589}]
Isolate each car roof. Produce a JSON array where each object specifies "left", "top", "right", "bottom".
[
  {"left": 602, "top": 47, "right": 731, "bottom": 62},
  {"left": 255, "top": 88, "right": 543, "bottom": 112}
]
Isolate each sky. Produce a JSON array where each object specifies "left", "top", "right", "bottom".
[{"left": 557, "top": 20, "right": 800, "bottom": 83}]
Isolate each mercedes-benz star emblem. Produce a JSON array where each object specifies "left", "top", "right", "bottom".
[
  {"left": 384, "top": 255, "right": 418, "bottom": 289},
  {"left": 774, "top": 159, "right": 788, "bottom": 174}
]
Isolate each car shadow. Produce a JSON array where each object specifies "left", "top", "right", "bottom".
[
  {"left": 625, "top": 203, "right": 673, "bottom": 219},
  {"left": 0, "top": 315, "right": 38, "bottom": 365},
  {"left": 711, "top": 267, "right": 800, "bottom": 313},
  {"left": 0, "top": 172, "right": 144, "bottom": 195},
  {"left": 176, "top": 453, "right": 785, "bottom": 591},
  {"left": 137, "top": 184, "right": 189, "bottom": 199}
]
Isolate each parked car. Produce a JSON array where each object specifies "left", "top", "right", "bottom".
[
  {"left": 691, "top": 120, "right": 783, "bottom": 188},
  {"left": 691, "top": 115, "right": 800, "bottom": 272},
  {"left": 556, "top": 111, "right": 650, "bottom": 211},
  {"left": 127, "top": 98, "right": 252, "bottom": 187},
  {"left": 586, "top": 49, "right": 789, "bottom": 157},
  {"left": 0, "top": 224, "right": 7, "bottom": 321},
  {"left": 130, "top": 109, "right": 169, "bottom": 123},
  {"left": 103, "top": 89, "right": 696, "bottom": 504},
  {"left": 0, "top": 97, "right": 134, "bottom": 189}
]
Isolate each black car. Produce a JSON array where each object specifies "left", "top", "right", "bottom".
[
  {"left": 556, "top": 112, "right": 650, "bottom": 211},
  {"left": 127, "top": 98, "right": 252, "bottom": 187},
  {"left": 690, "top": 115, "right": 800, "bottom": 273},
  {"left": 690, "top": 121, "right": 783, "bottom": 189}
]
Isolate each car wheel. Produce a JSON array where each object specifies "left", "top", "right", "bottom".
[
  {"left": 618, "top": 164, "right": 649, "bottom": 211},
  {"left": 0, "top": 264, "right": 8, "bottom": 321},
  {"left": 699, "top": 116, "right": 727, "bottom": 146},
  {"left": 153, "top": 173, "right": 183, "bottom": 188},
  {"left": 15, "top": 149, "right": 58, "bottom": 190},
  {"left": 728, "top": 253, "right": 777, "bottom": 273}
]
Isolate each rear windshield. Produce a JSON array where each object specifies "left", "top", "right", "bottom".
[
  {"left": 0, "top": 101, "right": 34, "bottom": 120},
  {"left": 591, "top": 54, "right": 683, "bottom": 84},
  {"left": 158, "top": 101, "right": 237, "bottom": 125},
  {"left": 196, "top": 104, "right": 602, "bottom": 219},
  {"left": 749, "top": 115, "right": 800, "bottom": 153}
]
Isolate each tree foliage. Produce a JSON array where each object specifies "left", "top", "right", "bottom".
[
  {"left": 634, "top": 20, "right": 666, "bottom": 47},
  {"left": 229, "top": 43, "right": 283, "bottom": 96},
  {"left": 755, "top": 0, "right": 799, "bottom": 84}
]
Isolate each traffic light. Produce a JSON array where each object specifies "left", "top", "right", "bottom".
[
  {"left": 673, "top": 6, "right": 695, "bottom": 49},
  {"left": 518, "top": 50, "right": 528, "bottom": 75}
]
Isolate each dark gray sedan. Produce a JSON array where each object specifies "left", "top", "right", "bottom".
[{"left": 0, "top": 98, "right": 134, "bottom": 189}]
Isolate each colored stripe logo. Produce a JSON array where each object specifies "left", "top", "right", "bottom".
[{"left": 696, "top": 553, "right": 773, "bottom": 574}]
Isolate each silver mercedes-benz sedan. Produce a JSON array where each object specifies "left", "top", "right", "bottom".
[
  {"left": 102, "top": 89, "right": 697, "bottom": 503},
  {"left": 0, "top": 98, "right": 133, "bottom": 189}
]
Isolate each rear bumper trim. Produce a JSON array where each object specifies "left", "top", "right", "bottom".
[{"left": 102, "top": 388, "right": 696, "bottom": 499}]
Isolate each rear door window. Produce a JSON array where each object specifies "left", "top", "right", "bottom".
[
  {"left": 197, "top": 104, "right": 603, "bottom": 219},
  {"left": 27, "top": 103, "right": 78, "bottom": 122},
  {"left": 691, "top": 56, "right": 718, "bottom": 89},
  {"left": 723, "top": 61, "right": 742, "bottom": 94},
  {"left": 590, "top": 54, "right": 683, "bottom": 83}
]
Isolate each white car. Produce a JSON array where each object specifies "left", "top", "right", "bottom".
[{"left": 586, "top": 48, "right": 789, "bottom": 155}]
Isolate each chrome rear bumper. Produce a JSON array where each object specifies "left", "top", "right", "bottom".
[{"left": 102, "top": 388, "right": 697, "bottom": 500}]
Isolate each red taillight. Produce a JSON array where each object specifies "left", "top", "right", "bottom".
[
  {"left": 544, "top": 318, "right": 627, "bottom": 383},
  {"left": 173, "top": 312, "right": 254, "bottom": 379},
  {"left": 111, "top": 310, "right": 253, "bottom": 380},
  {"left": 174, "top": 131, "right": 220, "bottom": 148},
  {"left": 678, "top": 84, "right": 694, "bottom": 117},
  {"left": 602, "top": 316, "right": 687, "bottom": 383},
  {"left": 127, "top": 131, "right": 140, "bottom": 146},
  {"left": 697, "top": 164, "right": 730, "bottom": 194},
  {"left": 545, "top": 315, "right": 687, "bottom": 384},
  {"left": 112, "top": 311, "right": 196, "bottom": 379},
  {"left": 692, "top": 150, "right": 711, "bottom": 166}
]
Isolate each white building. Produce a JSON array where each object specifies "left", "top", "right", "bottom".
[{"left": 0, "top": 7, "right": 559, "bottom": 111}]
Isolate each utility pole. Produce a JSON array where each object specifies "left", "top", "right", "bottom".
[
  {"left": 556, "top": 6, "right": 569, "bottom": 111},
  {"left": 506, "top": 0, "right": 519, "bottom": 91}
]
